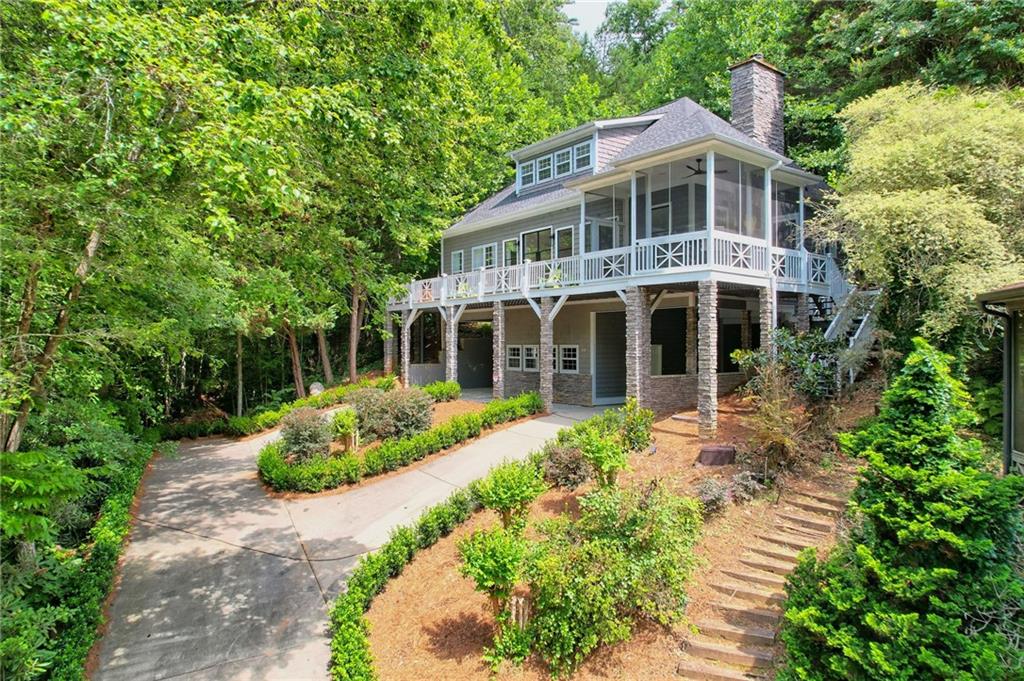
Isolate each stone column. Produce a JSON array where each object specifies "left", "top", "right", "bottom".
[
  {"left": 698, "top": 280, "right": 718, "bottom": 439},
  {"left": 759, "top": 287, "right": 775, "bottom": 350},
  {"left": 625, "top": 287, "right": 651, "bottom": 406},
  {"left": 539, "top": 297, "right": 554, "bottom": 412},
  {"left": 400, "top": 309, "right": 412, "bottom": 387},
  {"left": 492, "top": 301, "right": 505, "bottom": 400},
  {"left": 383, "top": 312, "right": 395, "bottom": 375},
  {"left": 685, "top": 306, "right": 697, "bottom": 374},
  {"left": 445, "top": 307, "right": 458, "bottom": 384},
  {"left": 795, "top": 293, "right": 810, "bottom": 333},
  {"left": 740, "top": 309, "right": 752, "bottom": 349}
]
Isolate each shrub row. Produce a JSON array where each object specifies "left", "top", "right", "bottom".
[
  {"left": 47, "top": 440, "right": 169, "bottom": 680},
  {"left": 258, "top": 392, "right": 544, "bottom": 493},
  {"left": 158, "top": 376, "right": 396, "bottom": 440},
  {"left": 328, "top": 489, "right": 477, "bottom": 681},
  {"left": 422, "top": 380, "right": 461, "bottom": 402}
]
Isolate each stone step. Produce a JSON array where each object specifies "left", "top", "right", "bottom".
[
  {"left": 756, "top": 532, "right": 817, "bottom": 550},
  {"left": 789, "top": 497, "right": 843, "bottom": 516},
  {"left": 711, "top": 580, "right": 786, "bottom": 607},
  {"left": 777, "top": 511, "right": 833, "bottom": 533},
  {"left": 778, "top": 522, "right": 828, "bottom": 539},
  {"left": 711, "top": 601, "right": 781, "bottom": 627},
  {"left": 677, "top": 660, "right": 757, "bottom": 680},
  {"left": 793, "top": 490, "right": 847, "bottom": 508},
  {"left": 683, "top": 635, "right": 774, "bottom": 669},
  {"left": 739, "top": 554, "right": 795, "bottom": 576},
  {"left": 696, "top": 619, "right": 776, "bottom": 646},
  {"left": 721, "top": 567, "right": 787, "bottom": 589},
  {"left": 749, "top": 544, "right": 802, "bottom": 565}
]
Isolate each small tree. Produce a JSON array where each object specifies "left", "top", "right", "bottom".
[
  {"left": 280, "top": 408, "right": 331, "bottom": 462},
  {"left": 458, "top": 526, "right": 527, "bottom": 616},
  {"left": 779, "top": 338, "right": 1024, "bottom": 680},
  {"left": 619, "top": 397, "right": 654, "bottom": 452},
  {"left": 472, "top": 460, "right": 547, "bottom": 531},
  {"left": 579, "top": 431, "right": 628, "bottom": 488}
]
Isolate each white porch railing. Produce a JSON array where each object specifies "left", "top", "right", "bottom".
[{"left": 399, "top": 228, "right": 842, "bottom": 307}]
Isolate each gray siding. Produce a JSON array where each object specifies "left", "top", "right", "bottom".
[
  {"left": 442, "top": 207, "right": 581, "bottom": 275},
  {"left": 596, "top": 125, "right": 649, "bottom": 171}
]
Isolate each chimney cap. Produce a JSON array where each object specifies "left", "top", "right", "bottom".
[{"left": 728, "top": 53, "right": 786, "bottom": 77}]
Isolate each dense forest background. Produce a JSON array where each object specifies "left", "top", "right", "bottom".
[{"left": 2, "top": 0, "right": 1023, "bottom": 448}]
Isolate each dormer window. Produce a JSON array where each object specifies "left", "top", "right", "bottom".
[
  {"left": 519, "top": 160, "right": 535, "bottom": 189},
  {"left": 554, "top": 149, "right": 572, "bottom": 177},
  {"left": 573, "top": 141, "right": 592, "bottom": 171},
  {"left": 537, "top": 156, "right": 553, "bottom": 182}
]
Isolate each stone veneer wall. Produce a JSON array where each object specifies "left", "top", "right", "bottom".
[
  {"left": 491, "top": 301, "right": 505, "bottom": 399},
  {"left": 505, "top": 366, "right": 592, "bottom": 406},
  {"left": 697, "top": 280, "right": 718, "bottom": 439},
  {"left": 647, "top": 372, "right": 748, "bottom": 414},
  {"left": 759, "top": 287, "right": 774, "bottom": 349},
  {"left": 728, "top": 55, "right": 785, "bottom": 155},
  {"left": 795, "top": 293, "right": 810, "bottom": 333}
]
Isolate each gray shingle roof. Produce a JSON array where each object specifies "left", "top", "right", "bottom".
[{"left": 452, "top": 181, "right": 577, "bottom": 230}]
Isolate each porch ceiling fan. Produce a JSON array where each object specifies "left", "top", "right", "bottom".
[{"left": 682, "top": 158, "right": 726, "bottom": 178}]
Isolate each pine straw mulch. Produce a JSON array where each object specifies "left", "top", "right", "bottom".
[{"left": 364, "top": 375, "right": 884, "bottom": 680}]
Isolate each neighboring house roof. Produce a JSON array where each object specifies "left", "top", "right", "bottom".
[
  {"left": 448, "top": 96, "right": 809, "bottom": 235},
  {"left": 978, "top": 281, "right": 1024, "bottom": 306}
]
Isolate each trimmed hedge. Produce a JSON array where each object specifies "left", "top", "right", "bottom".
[
  {"left": 422, "top": 380, "right": 461, "bottom": 402},
  {"left": 47, "top": 440, "right": 167, "bottom": 680},
  {"left": 159, "top": 376, "right": 396, "bottom": 440},
  {"left": 258, "top": 392, "right": 544, "bottom": 493}
]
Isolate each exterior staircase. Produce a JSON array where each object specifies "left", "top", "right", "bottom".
[
  {"left": 820, "top": 287, "right": 881, "bottom": 389},
  {"left": 677, "top": 491, "right": 848, "bottom": 680}
]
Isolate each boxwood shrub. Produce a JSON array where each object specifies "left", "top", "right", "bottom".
[
  {"left": 258, "top": 392, "right": 544, "bottom": 493},
  {"left": 422, "top": 380, "right": 461, "bottom": 402}
]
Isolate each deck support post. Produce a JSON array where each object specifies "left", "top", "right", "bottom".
[
  {"left": 383, "top": 312, "right": 395, "bottom": 375},
  {"left": 698, "top": 280, "right": 718, "bottom": 439},
  {"left": 492, "top": 301, "right": 505, "bottom": 400},
  {"left": 539, "top": 297, "right": 554, "bottom": 412},
  {"left": 444, "top": 305, "right": 466, "bottom": 384},
  {"left": 625, "top": 286, "right": 651, "bottom": 407},
  {"left": 400, "top": 309, "right": 415, "bottom": 387},
  {"left": 795, "top": 293, "right": 810, "bottom": 333},
  {"left": 759, "top": 286, "right": 775, "bottom": 350}
]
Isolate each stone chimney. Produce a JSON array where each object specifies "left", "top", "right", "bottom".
[{"left": 728, "top": 53, "right": 785, "bottom": 155}]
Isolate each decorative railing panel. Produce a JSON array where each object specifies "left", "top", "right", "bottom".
[
  {"left": 634, "top": 233, "right": 707, "bottom": 273},
  {"left": 770, "top": 247, "right": 803, "bottom": 283},
  {"left": 580, "top": 246, "right": 631, "bottom": 282},
  {"left": 713, "top": 233, "right": 768, "bottom": 273}
]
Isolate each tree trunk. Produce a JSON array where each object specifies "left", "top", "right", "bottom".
[
  {"left": 348, "top": 286, "right": 362, "bottom": 383},
  {"left": 284, "top": 322, "right": 306, "bottom": 399},
  {"left": 235, "top": 332, "right": 244, "bottom": 417},
  {"left": 0, "top": 260, "right": 41, "bottom": 445},
  {"left": 316, "top": 327, "right": 334, "bottom": 385},
  {"left": 4, "top": 226, "right": 105, "bottom": 452}
]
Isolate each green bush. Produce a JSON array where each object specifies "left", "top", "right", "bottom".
[
  {"left": 0, "top": 450, "right": 85, "bottom": 544},
  {"left": 256, "top": 441, "right": 361, "bottom": 493},
  {"left": 423, "top": 380, "right": 461, "bottom": 402},
  {"left": 225, "top": 415, "right": 258, "bottom": 436},
  {"left": 330, "top": 408, "right": 358, "bottom": 447},
  {"left": 694, "top": 478, "right": 730, "bottom": 516},
  {"left": 280, "top": 408, "right": 332, "bottom": 462},
  {"left": 778, "top": 338, "right": 1024, "bottom": 680},
  {"left": 471, "top": 460, "right": 547, "bottom": 530},
  {"left": 619, "top": 397, "right": 654, "bottom": 452},
  {"left": 458, "top": 526, "right": 528, "bottom": 613},
  {"left": 578, "top": 430, "right": 628, "bottom": 488},
  {"left": 347, "top": 387, "right": 432, "bottom": 442},
  {"left": 480, "top": 392, "right": 543, "bottom": 428}
]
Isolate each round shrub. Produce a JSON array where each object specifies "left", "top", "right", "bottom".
[
  {"left": 346, "top": 387, "right": 432, "bottom": 442},
  {"left": 458, "top": 525, "right": 528, "bottom": 614},
  {"left": 472, "top": 460, "right": 547, "bottom": 530},
  {"left": 423, "top": 380, "right": 461, "bottom": 402},
  {"left": 280, "top": 408, "right": 331, "bottom": 462},
  {"left": 541, "top": 442, "right": 590, "bottom": 490},
  {"left": 695, "top": 477, "right": 730, "bottom": 515},
  {"left": 330, "top": 407, "right": 358, "bottom": 449},
  {"left": 578, "top": 430, "right": 628, "bottom": 488}
]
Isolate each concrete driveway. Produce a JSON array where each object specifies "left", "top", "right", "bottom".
[{"left": 94, "top": 404, "right": 601, "bottom": 680}]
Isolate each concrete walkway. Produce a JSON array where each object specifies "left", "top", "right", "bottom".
[{"left": 94, "top": 405, "right": 600, "bottom": 681}]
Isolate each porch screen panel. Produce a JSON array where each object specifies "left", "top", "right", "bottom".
[
  {"left": 1015, "top": 311, "right": 1024, "bottom": 459},
  {"left": 773, "top": 181, "right": 800, "bottom": 249},
  {"left": 715, "top": 155, "right": 765, "bottom": 237}
]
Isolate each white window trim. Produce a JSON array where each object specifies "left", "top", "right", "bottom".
[
  {"left": 450, "top": 250, "right": 464, "bottom": 274},
  {"left": 523, "top": 345, "right": 539, "bottom": 372},
  {"left": 554, "top": 148, "right": 572, "bottom": 177},
  {"left": 502, "top": 238, "right": 519, "bottom": 267},
  {"left": 559, "top": 345, "right": 580, "bottom": 374},
  {"left": 554, "top": 226, "right": 574, "bottom": 258},
  {"left": 536, "top": 155, "right": 553, "bottom": 182},
  {"left": 471, "top": 243, "right": 497, "bottom": 270},
  {"left": 506, "top": 345, "right": 523, "bottom": 371},
  {"left": 573, "top": 140, "right": 592, "bottom": 172},
  {"left": 518, "top": 160, "right": 536, "bottom": 191},
  {"left": 521, "top": 226, "right": 554, "bottom": 263}
]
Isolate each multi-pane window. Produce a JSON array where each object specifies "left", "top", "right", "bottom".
[
  {"left": 506, "top": 345, "right": 523, "bottom": 370},
  {"left": 573, "top": 141, "right": 592, "bottom": 171},
  {"left": 503, "top": 239, "right": 519, "bottom": 267},
  {"left": 555, "top": 227, "right": 573, "bottom": 259},
  {"left": 523, "top": 345, "right": 539, "bottom": 371},
  {"left": 471, "top": 243, "right": 496, "bottom": 270},
  {"left": 519, "top": 160, "right": 535, "bottom": 188},
  {"left": 522, "top": 228, "right": 552, "bottom": 262},
  {"left": 559, "top": 345, "right": 579, "bottom": 374},
  {"left": 554, "top": 149, "right": 572, "bottom": 176},
  {"left": 537, "top": 156, "right": 553, "bottom": 182},
  {"left": 450, "top": 250, "right": 464, "bottom": 274}
]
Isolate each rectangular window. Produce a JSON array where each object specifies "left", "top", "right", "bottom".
[
  {"left": 522, "top": 227, "right": 552, "bottom": 262},
  {"left": 555, "top": 227, "right": 574, "bottom": 259},
  {"left": 523, "top": 345, "right": 539, "bottom": 372},
  {"left": 536, "top": 156, "right": 553, "bottom": 182},
  {"left": 559, "top": 345, "right": 579, "bottom": 374},
  {"left": 450, "top": 250, "right": 464, "bottom": 274},
  {"left": 518, "top": 160, "right": 535, "bottom": 189},
  {"left": 554, "top": 148, "right": 572, "bottom": 176},
  {"left": 471, "top": 243, "right": 496, "bottom": 270},
  {"left": 650, "top": 308, "right": 684, "bottom": 375},
  {"left": 552, "top": 344, "right": 559, "bottom": 372},
  {"left": 573, "top": 141, "right": 592, "bottom": 171},
  {"left": 503, "top": 238, "right": 519, "bottom": 267},
  {"left": 506, "top": 345, "right": 522, "bottom": 371}
]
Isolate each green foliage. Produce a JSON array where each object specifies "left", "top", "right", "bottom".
[
  {"left": 695, "top": 478, "right": 731, "bottom": 516},
  {"left": 778, "top": 338, "right": 1024, "bottom": 680},
  {"left": 330, "top": 408, "right": 359, "bottom": 446},
  {"left": 578, "top": 430, "right": 628, "bottom": 488},
  {"left": 279, "top": 408, "right": 332, "bottom": 462},
  {"left": 346, "top": 387, "right": 433, "bottom": 442},
  {"left": 471, "top": 460, "right": 547, "bottom": 530},
  {"left": 968, "top": 376, "right": 1004, "bottom": 439},
  {"left": 256, "top": 441, "right": 362, "bottom": 493},
  {"left": 0, "top": 451, "right": 85, "bottom": 544},
  {"left": 619, "top": 397, "right": 654, "bottom": 452},
  {"left": 458, "top": 526, "right": 528, "bottom": 610},
  {"left": 422, "top": 380, "right": 461, "bottom": 402},
  {"left": 480, "top": 391, "right": 544, "bottom": 428}
]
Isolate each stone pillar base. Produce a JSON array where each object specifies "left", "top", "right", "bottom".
[
  {"left": 625, "top": 287, "right": 651, "bottom": 406},
  {"left": 445, "top": 307, "right": 458, "bottom": 384},
  {"left": 492, "top": 301, "right": 505, "bottom": 400},
  {"left": 697, "top": 281, "right": 718, "bottom": 439},
  {"left": 539, "top": 298, "right": 554, "bottom": 412},
  {"left": 383, "top": 313, "right": 394, "bottom": 375},
  {"left": 796, "top": 293, "right": 810, "bottom": 333},
  {"left": 759, "top": 287, "right": 774, "bottom": 350},
  {"left": 400, "top": 310, "right": 412, "bottom": 387}
]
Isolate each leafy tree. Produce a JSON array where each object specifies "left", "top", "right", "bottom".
[{"left": 779, "top": 338, "right": 1024, "bottom": 680}]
